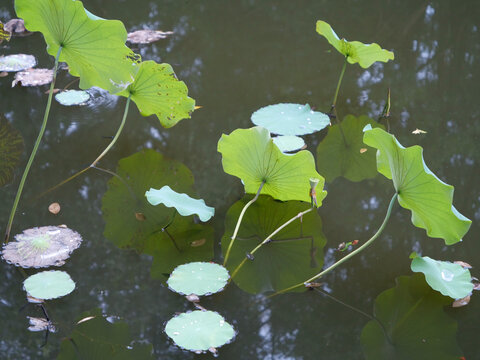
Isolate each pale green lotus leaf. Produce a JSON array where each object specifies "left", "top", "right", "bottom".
[
  {"left": 145, "top": 186, "right": 214, "bottom": 222},
  {"left": 167, "top": 262, "right": 229, "bottom": 296},
  {"left": 273, "top": 135, "right": 305, "bottom": 153},
  {"left": 218, "top": 126, "right": 326, "bottom": 204},
  {"left": 251, "top": 103, "right": 329, "bottom": 136},
  {"left": 165, "top": 311, "right": 235, "bottom": 352},
  {"left": 0, "top": 54, "right": 36, "bottom": 72},
  {"left": 411, "top": 256, "right": 473, "bottom": 299},
  {"left": 23, "top": 270, "right": 75, "bottom": 300},
  {"left": 316, "top": 20, "right": 394, "bottom": 68},
  {"left": 363, "top": 125, "right": 471, "bottom": 244},
  {"left": 0, "top": 114, "right": 24, "bottom": 187},
  {"left": 55, "top": 90, "right": 90, "bottom": 106}
]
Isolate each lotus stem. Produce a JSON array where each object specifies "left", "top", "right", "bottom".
[
  {"left": 331, "top": 56, "right": 347, "bottom": 111},
  {"left": 5, "top": 46, "right": 63, "bottom": 243},
  {"left": 223, "top": 181, "right": 265, "bottom": 266}
]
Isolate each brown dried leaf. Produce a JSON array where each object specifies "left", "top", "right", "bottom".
[
  {"left": 4, "top": 19, "right": 28, "bottom": 35},
  {"left": 190, "top": 238, "right": 206, "bottom": 247},
  {"left": 452, "top": 295, "right": 470, "bottom": 308},
  {"left": 127, "top": 29, "right": 174, "bottom": 44},
  {"left": 48, "top": 202, "right": 61, "bottom": 215},
  {"left": 0, "top": 72, "right": 8, "bottom": 77},
  {"left": 135, "top": 212, "right": 146, "bottom": 221}
]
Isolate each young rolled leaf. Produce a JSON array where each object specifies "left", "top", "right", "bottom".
[
  {"left": 23, "top": 270, "right": 75, "bottom": 300},
  {"left": 363, "top": 125, "right": 471, "bottom": 244},
  {"left": 218, "top": 126, "right": 326, "bottom": 204},
  {"left": 15, "top": 0, "right": 140, "bottom": 93},
  {"left": 167, "top": 262, "right": 229, "bottom": 296},
  {"left": 316, "top": 20, "right": 394, "bottom": 68}
]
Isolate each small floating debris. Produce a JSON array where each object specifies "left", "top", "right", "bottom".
[
  {"left": 412, "top": 128, "right": 427, "bottom": 135},
  {"left": 55, "top": 90, "right": 90, "bottom": 106},
  {"left": 48, "top": 202, "right": 61, "bottom": 215},
  {"left": 12, "top": 68, "right": 53, "bottom": 87},
  {"left": 167, "top": 262, "right": 229, "bottom": 296},
  {"left": 0, "top": 54, "right": 36, "bottom": 72},
  {"left": 27, "top": 316, "right": 56, "bottom": 333},
  {"left": 4, "top": 19, "right": 30, "bottom": 36},
  {"left": 23, "top": 270, "right": 76, "bottom": 300},
  {"left": 127, "top": 29, "right": 174, "bottom": 44}
]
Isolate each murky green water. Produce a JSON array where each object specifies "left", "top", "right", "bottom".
[{"left": 1, "top": 1, "right": 479, "bottom": 358}]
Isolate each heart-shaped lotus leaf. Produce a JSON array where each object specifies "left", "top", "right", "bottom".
[
  {"left": 55, "top": 90, "right": 90, "bottom": 106},
  {"left": 316, "top": 20, "right": 394, "bottom": 68},
  {"left": 101, "top": 149, "right": 195, "bottom": 252},
  {"left": 167, "top": 262, "right": 229, "bottom": 296},
  {"left": 58, "top": 309, "right": 154, "bottom": 359},
  {"left": 251, "top": 103, "right": 330, "bottom": 136},
  {"left": 23, "top": 270, "right": 75, "bottom": 300},
  {"left": 0, "top": 54, "right": 36, "bottom": 72},
  {"left": 0, "top": 115, "right": 24, "bottom": 187},
  {"left": 15, "top": 0, "right": 140, "bottom": 93},
  {"left": 2, "top": 225, "right": 82, "bottom": 268},
  {"left": 165, "top": 310, "right": 235, "bottom": 353},
  {"left": 411, "top": 256, "right": 473, "bottom": 299},
  {"left": 11, "top": 68, "right": 53, "bottom": 87},
  {"left": 363, "top": 125, "right": 471, "bottom": 245},
  {"left": 118, "top": 60, "right": 195, "bottom": 128},
  {"left": 218, "top": 126, "right": 327, "bottom": 204},
  {"left": 317, "top": 115, "right": 383, "bottom": 182},
  {"left": 0, "top": 22, "right": 11, "bottom": 43},
  {"left": 145, "top": 186, "right": 214, "bottom": 222},
  {"left": 273, "top": 135, "right": 305, "bottom": 153},
  {"left": 222, "top": 195, "right": 326, "bottom": 294}
]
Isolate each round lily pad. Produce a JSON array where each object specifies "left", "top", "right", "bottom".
[
  {"left": 23, "top": 270, "right": 75, "bottom": 300},
  {"left": 272, "top": 135, "right": 305, "bottom": 153},
  {"left": 12, "top": 68, "right": 53, "bottom": 87},
  {"left": 55, "top": 90, "right": 90, "bottom": 106},
  {"left": 251, "top": 103, "right": 330, "bottom": 136},
  {"left": 2, "top": 226, "right": 83, "bottom": 268},
  {"left": 167, "top": 262, "right": 229, "bottom": 296},
  {"left": 165, "top": 310, "right": 235, "bottom": 353},
  {"left": 0, "top": 54, "right": 36, "bottom": 72}
]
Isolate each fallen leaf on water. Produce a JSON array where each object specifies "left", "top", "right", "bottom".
[
  {"left": 135, "top": 212, "right": 146, "bottom": 221},
  {"left": 12, "top": 69, "right": 53, "bottom": 87},
  {"left": 127, "top": 29, "right": 174, "bottom": 44},
  {"left": 48, "top": 202, "right": 61, "bottom": 215},
  {"left": 452, "top": 295, "right": 470, "bottom": 308},
  {"left": 190, "top": 238, "right": 206, "bottom": 247},
  {"left": 412, "top": 128, "right": 427, "bottom": 135},
  {"left": 45, "top": 88, "right": 60, "bottom": 95},
  {"left": 454, "top": 260, "right": 472, "bottom": 269},
  {"left": 359, "top": 148, "right": 367, "bottom": 153},
  {"left": 4, "top": 19, "right": 29, "bottom": 35},
  {"left": 0, "top": 72, "right": 8, "bottom": 77}
]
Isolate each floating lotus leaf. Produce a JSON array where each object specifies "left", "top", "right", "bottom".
[
  {"left": 317, "top": 115, "right": 383, "bottom": 182},
  {"left": 222, "top": 195, "right": 326, "bottom": 294},
  {"left": 0, "top": 115, "right": 24, "bottom": 187},
  {"left": 272, "top": 135, "right": 305, "bottom": 153},
  {"left": 119, "top": 60, "right": 195, "bottom": 128},
  {"left": 165, "top": 310, "right": 235, "bottom": 353},
  {"left": 361, "top": 274, "right": 462, "bottom": 360},
  {"left": 167, "top": 262, "right": 229, "bottom": 296},
  {"left": 55, "top": 90, "right": 90, "bottom": 106},
  {"left": 127, "top": 29, "right": 173, "bottom": 44},
  {"left": 363, "top": 125, "right": 471, "bottom": 244},
  {"left": 146, "top": 186, "right": 214, "bottom": 222},
  {"left": 12, "top": 68, "right": 53, "bottom": 87},
  {"left": 411, "top": 256, "right": 473, "bottom": 299},
  {"left": 15, "top": 0, "right": 140, "bottom": 93},
  {"left": 218, "top": 126, "right": 327, "bottom": 204},
  {"left": 0, "top": 54, "right": 36, "bottom": 72},
  {"left": 2, "top": 226, "right": 82, "bottom": 268},
  {"left": 316, "top": 20, "right": 394, "bottom": 68},
  {"left": 23, "top": 270, "right": 75, "bottom": 300},
  {"left": 251, "top": 103, "right": 330, "bottom": 136}
]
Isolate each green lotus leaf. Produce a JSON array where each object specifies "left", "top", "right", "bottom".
[
  {"left": 411, "top": 256, "right": 473, "bottom": 299},
  {"left": 55, "top": 90, "right": 90, "bottom": 106},
  {"left": 23, "top": 270, "right": 75, "bottom": 300},
  {"left": 0, "top": 54, "right": 36, "bottom": 72},
  {"left": 317, "top": 115, "right": 383, "bottom": 182},
  {"left": 167, "top": 262, "right": 229, "bottom": 296},
  {"left": 222, "top": 195, "right": 326, "bottom": 294},
  {"left": 363, "top": 125, "right": 471, "bottom": 244},
  {"left": 165, "top": 310, "right": 235, "bottom": 353},
  {"left": 15, "top": 0, "right": 140, "bottom": 93},
  {"left": 218, "top": 126, "right": 327, "bottom": 204},
  {"left": 361, "top": 274, "right": 462, "bottom": 360},
  {"left": 145, "top": 186, "right": 214, "bottom": 222},
  {"left": 273, "top": 135, "right": 305, "bottom": 153},
  {"left": 251, "top": 103, "right": 330, "bottom": 136},
  {"left": 119, "top": 60, "right": 195, "bottom": 128},
  {"left": 316, "top": 20, "right": 394, "bottom": 68},
  {"left": 0, "top": 115, "right": 24, "bottom": 187}
]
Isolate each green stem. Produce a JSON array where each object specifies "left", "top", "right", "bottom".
[
  {"left": 331, "top": 57, "right": 347, "bottom": 110},
  {"left": 272, "top": 193, "right": 398, "bottom": 296},
  {"left": 4, "top": 46, "right": 63, "bottom": 243},
  {"left": 223, "top": 181, "right": 265, "bottom": 266}
]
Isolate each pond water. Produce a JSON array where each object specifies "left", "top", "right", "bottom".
[{"left": 1, "top": 0, "right": 480, "bottom": 359}]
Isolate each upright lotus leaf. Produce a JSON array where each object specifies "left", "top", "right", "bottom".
[
  {"left": 55, "top": 90, "right": 90, "bottom": 106},
  {"left": 363, "top": 125, "right": 471, "bottom": 244},
  {"left": 58, "top": 309, "right": 154, "bottom": 359},
  {"left": 15, "top": 0, "right": 140, "bottom": 93},
  {"left": 218, "top": 126, "right": 327, "bottom": 204},
  {"left": 273, "top": 135, "right": 305, "bottom": 153},
  {"left": 411, "top": 256, "right": 473, "bottom": 299},
  {"left": 222, "top": 195, "right": 326, "bottom": 294},
  {"left": 361, "top": 274, "right": 462, "bottom": 360},
  {"left": 145, "top": 186, "right": 214, "bottom": 222},
  {"left": 0, "top": 115, "right": 24, "bottom": 187},
  {"left": 0, "top": 54, "right": 36, "bottom": 72},
  {"left": 167, "top": 262, "right": 229, "bottom": 296},
  {"left": 316, "top": 20, "right": 394, "bottom": 68},
  {"left": 251, "top": 103, "right": 330, "bottom": 136},
  {"left": 118, "top": 61, "right": 195, "bottom": 128},
  {"left": 317, "top": 115, "right": 383, "bottom": 182},
  {"left": 23, "top": 270, "right": 75, "bottom": 300},
  {"left": 165, "top": 310, "right": 235, "bottom": 353}
]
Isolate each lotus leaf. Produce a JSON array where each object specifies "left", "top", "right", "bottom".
[
  {"left": 0, "top": 115, "right": 24, "bottom": 187},
  {"left": 218, "top": 126, "right": 326, "bottom": 204},
  {"left": 0, "top": 54, "right": 35, "bottom": 72},
  {"left": 316, "top": 20, "right": 394, "bottom": 68},
  {"left": 12, "top": 68, "right": 53, "bottom": 87},
  {"left": 23, "top": 270, "right": 75, "bottom": 300},
  {"left": 167, "top": 262, "right": 229, "bottom": 296},
  {"left": 273, "top": 135, "right": 305, "bottom": 153},
  {"left": 363, "top": 125, "right": 471, "bottom": 244},
  {"left": 55, "top": 90, "right": 90, "bottom": 106}
]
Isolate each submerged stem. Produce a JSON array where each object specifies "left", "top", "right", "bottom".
[
  {"left": 331, "top": 57, "right": 347, "bottom": 110},
  {"left": 5, "top": 46, "right": 63, "bottom": 243}
]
